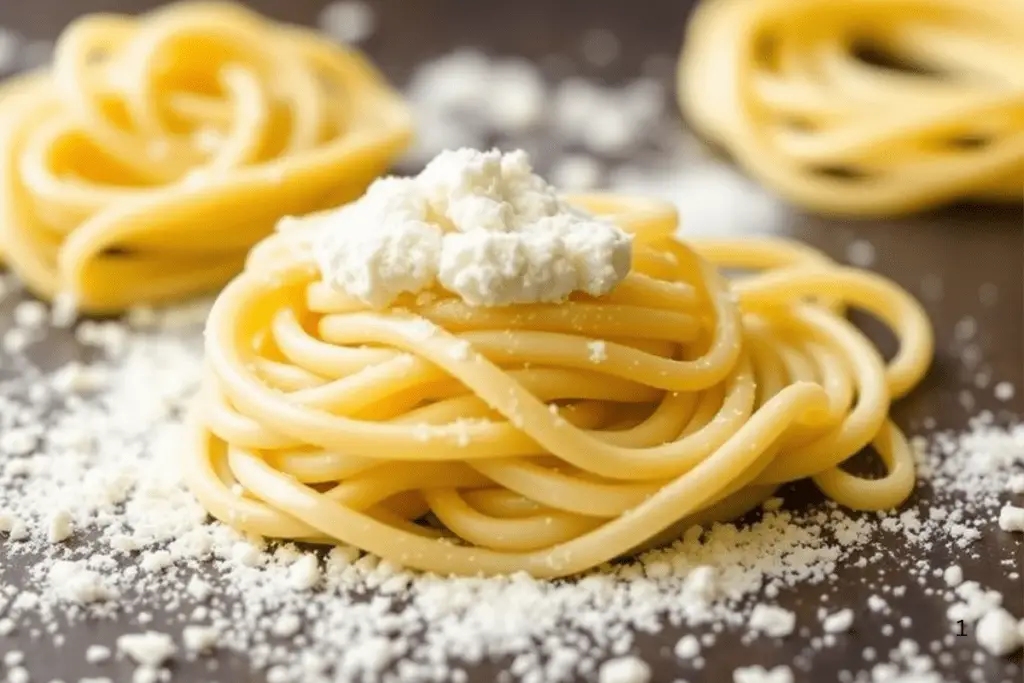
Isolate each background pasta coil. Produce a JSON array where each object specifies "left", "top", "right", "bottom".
[
  {"left": 187, "top": 195, "right": 933, "bottom": 578},
  {"left": 0, "top": 1, "right": 411, "bottom": 312},
  {"left": 678, "top": 0, "right": 1024, "bottom": 216}
]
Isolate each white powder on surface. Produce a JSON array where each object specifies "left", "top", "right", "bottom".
[
  {"left": 314, "top": 149, "right": 632, "bottom": 308},
  {"left": 401, "top": 50, "right": 664, "bottom": 165}
]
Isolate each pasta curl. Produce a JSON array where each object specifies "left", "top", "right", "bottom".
[
  {"left": 678, "top": 0, "right": 1024, "bottom": 215},
  {"left": 187, "top": 194, "right": 933, "bottom": 578},
  {"left": 0, "top": 2, "right": 411, "bottom": 312}
]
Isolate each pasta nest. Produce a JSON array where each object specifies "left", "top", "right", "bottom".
[
  {"left": 678, "top": 0, "right": 1024, "bottom": 216},
  {"left": 187, "top": 195, "right": 933, "bottom": 578},
  {"left": 0, "top": 2, "right": 411, "bottom": 312}
]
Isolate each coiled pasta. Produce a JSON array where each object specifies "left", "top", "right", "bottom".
[
  {"left": 186, "top": 194, "right": 933, "bottom": 578},
  {"left": 678, "top": 0, "right": 1024, "bottom": 216},
  {"left": 0, "top": 2, "right": 411, "bottom": 312}
]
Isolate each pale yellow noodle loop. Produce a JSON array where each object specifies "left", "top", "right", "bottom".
[
  {"left": 185, "top": 195, "right": 933, "bottom": 578},
  {"left": 0, "top": 2, "right": 410, "bottom": 312},
  {"left": 678, "top": 0, "right": 1024, "bottom": 215}
]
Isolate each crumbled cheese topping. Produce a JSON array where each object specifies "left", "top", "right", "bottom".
[{"left": 314, "top": 149, "right": 632, "bottom": 308}]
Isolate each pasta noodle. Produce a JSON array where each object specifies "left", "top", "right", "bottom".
[
  {"left": 186, "top": 193, "right": 933, "bottom": 578},
  {"left": 677, "top": 0, "right": 1024, "bottom": 216},
  {"left": 0, "top": 2, "right": 411, "bottom": 312}
]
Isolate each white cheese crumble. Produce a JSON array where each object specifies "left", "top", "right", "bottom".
[
  {"left": 316, "top": 0, "right": 375, "bottom": 44},
  {"left": 942, "top": 565, "right": 964, "bottom": 587},
  {"left": 182, "top": 625, "right": 219, "bottom": 653},
  {"left": 85, "top": 645, "right": 111, "bottom": 663},
  {"left": 997, "top": 504, "right": 1024, "bottom": 532},
  {"left": 597, "top": 656, "right": 650, "bottom": 683},
  {"left": 748, "top": 605, "right": 796, "bottom": 638},
  {"left": 733, "top": 665, "right": 794, "bottom": 683},
  {"left": 821, "top": 609, "right": 854, "bottom": 634},
  {"left": 116, "top": 632, "right": 176, "bottom": 667},
  {"left": 46, "top": 510, "right": 72, "bottom": 543},
  {"left": 314, "top": 149, "right": 632, "bottom": 308},
  {"left": 587, "top": 340, "right": 608, "bottom": 363},
  {"left": 975, "top": 608, "right": 1023, "bottom": 656}
]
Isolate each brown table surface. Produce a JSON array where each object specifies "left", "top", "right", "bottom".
[{"left": 0, "top": 1, "right": 1022, "bottom": 682}]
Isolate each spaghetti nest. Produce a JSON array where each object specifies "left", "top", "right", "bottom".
[
  {"left": 188, "top": 195, "right": 933, "bottom": 578},
  {"left": 0, "top": 2, "right": 410, "bottom": 312},
  {"left": 678, "top": 0, "right": 1024, "bottom": 216}
]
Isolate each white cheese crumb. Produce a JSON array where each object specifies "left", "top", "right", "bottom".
[
  {"left": 47, "top": 510, "right": 73, "bottom": 543},
  {"left": 587, "top": 340, "right": 608, "bottom": 363},
  {"left": 271, "top": 613, "right": 302, "bottom": 638},
  {"left": 14, "top": 300, "right": 47, "bottom": 328},
  {"left": 182, "top": 625, "right": 219, "bottom": 654},
  {"left": 1, "top": 428, "right": 36, "bottom": 456},
  {"left": 598, "top": 656, "right": 650, "bottom": 683},
  {"left": 943, "top": 565, "right": 964, "bottom": 587},
  {"left": 317, "top": 0, "right": 375, "bottom": 43},
  {"left": 821, "top": 609, "right": 854, "bottom": 634},
  {"left": 733, "top": 665, "right": 794, "bottom": 683},
  {"left": 116, "top": 632, "right": 176, "bottom": 667},
  {"left": 186, "top": 576, "right": 212, "bottom": 602},
  {"left": 48, "top": 561, "right": 115, "bottom": 604},
  {"left": 287, "top": 555, "right": 321, "bottom": 591},
  {"left": 868, "top": 595, "right": 888, "bottom": 613},
  {"left": 994, "top": 381, "right": 1015, "bottom": 401},
  {"left": 4, "top": 651, "right": 24, "bottom": 667},
  {"left": 748, "top": 605, "right": 795, "bottom": 638},
  {"left": 674, "top": 634, "right": 700, "bottom": 659},
  {"left": 140, "top": 550, "right": 172, "bottom": 573},
  {"left": 976, "top": 608, "right": 1023, "bottom": 655},
  {"left": 998, "top": 504, "right": 1024, "bottom": 532},
  {"left": 7, "top": 666, "right": 29, "bottom": 683},
  {"left": 315, "top": 149, "right": 632, "bottom": 308},
  {"left": 85, "top": 645, "right": 111, "bottom": 663}
]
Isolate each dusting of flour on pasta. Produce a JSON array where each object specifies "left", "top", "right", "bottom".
[{"left": 313, "top": 148, "right": 633, "bottom": 307}]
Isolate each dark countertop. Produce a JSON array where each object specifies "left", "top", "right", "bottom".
[{"left": 0, "top": 1, "right": 1021, "bottom": 682}]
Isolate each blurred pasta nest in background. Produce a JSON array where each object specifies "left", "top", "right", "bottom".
[
  {"left": 0, "top": 1, "right": 411, "bottom": 313},
  {"left": 678, "top": 0, "right": 1024, "bottom": 216}
]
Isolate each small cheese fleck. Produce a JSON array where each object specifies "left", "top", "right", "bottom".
[
  {"left": 287, "top": 555, "right": 321, "bottom": 591},
  {"left": 733, "top": 665, "right": 794, "bottom": 683},
  {"left": 116, "top": 632, "right": 176, "bottom": 667},
  {"left": 598, "top": 656, "right": 650, "bottom": 683},
  {"left": 587, "top": 340, "right": 608, "bottom": 363},
  {"left": 943, "top": 565, "right": 964, "bottom": 587},
  {"left": 674, "top": 634, "right": 700, "bottom": 659},
  {"left": 821, "top": 609, "right": 854, "bottom": 634},
  {"left": 998, "top": 505, "right": 1024, "bottom": 532},
  {"left": 748, "top": 605, "right": 796, "bottom": 638},
  {"left": 976, "top": 608, "right": 1024, "bottom": 656},
  {"left": 182, "top": 626, "right": 219, "bottom": 654},
  {"left": 86, "top": 645, "right": 112, "bottom": 663},
  {"left": 47, "top": 510, "right": 73, "bottom": 543}
]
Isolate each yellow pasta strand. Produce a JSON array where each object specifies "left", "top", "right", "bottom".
[
  {"left": 185, "top": 194, "right": 934, "bottom": 578},
  {"left": 677, "top": 0, "right": 1024, "bottom": 215},
  {"left": 0, "top": 2, "right": 411, "bottom": 312}
]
